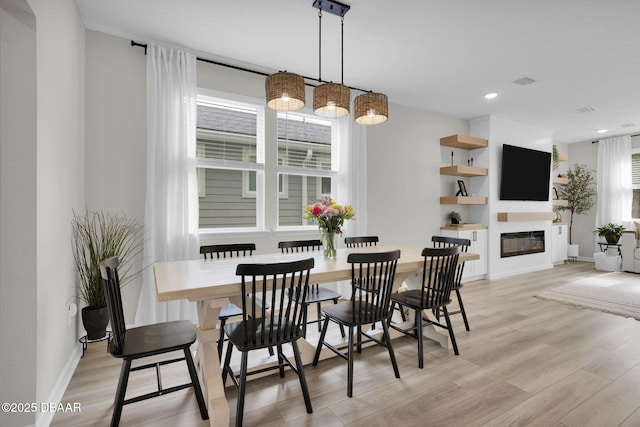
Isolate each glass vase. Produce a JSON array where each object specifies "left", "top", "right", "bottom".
[{"left": 321, "top": 230, "right": 337, "bottom": 258}]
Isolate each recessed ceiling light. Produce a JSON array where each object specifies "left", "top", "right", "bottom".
[
  {"left": 596, "top": 129, "right": 608, "bottom": 134},
  {"left": 484, "top": 92, "right": 498, "bottom": 100}
]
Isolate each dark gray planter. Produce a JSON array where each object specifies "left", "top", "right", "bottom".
[{"left": 81, "top": 306, "right": 109, "bottom": 340}]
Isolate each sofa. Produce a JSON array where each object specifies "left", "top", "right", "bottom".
[{"left": 621, "top": 221, "right": 640, "bottom": 273}]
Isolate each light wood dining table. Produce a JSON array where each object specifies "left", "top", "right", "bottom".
[{"left": 154, "top": 244, "right": 479, "bottom": 427}]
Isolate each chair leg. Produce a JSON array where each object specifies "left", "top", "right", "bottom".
[
  {"left": 111, "top": 359, "right": 131, "bottom": 427},
  {"left": 235, "top": 352, "right": 249, "bottom": 427},
  {"left": 218, "top": 318, "right": 227, "bottom": 360},
  {"left": 443, "top": 307, "right": 459, "bottom": 355},
  {"left": 316, "top": 302, "right": 322, "bottom": 332},
  {"left": 455, "top": 289, "right": 470, "bottom": 331},
  {"left": 356, "top": 325, "right": 362, "bottom": 354},
  {"left": 332, "top": 299, "right": 346, "bottom": 338},
  {"left": 184, "top": 347, "right": 209, "bottom": 420},
  {"left": 291, "top": 339, "right": 313, "bottom": 414},
  {"left": 277, "top": 344, "right": 285, "bottom": 378},
  {"left": 381, "top": 320, "right": 400, "bottom": 378},
  {"left": 301, "top": 303, "right": 309, "bottom": 338},
  {"left": 347, "top": 325, "right": 354, "bottom": 398},
  {"left": 222, "top": 340, "right": 234, "bottom": 385},
  {"left": 416, "top": 308, "right": 424, "bottom": 369},
  {"left": 313, "top": 317, "right": 331, "bottom": 366}
]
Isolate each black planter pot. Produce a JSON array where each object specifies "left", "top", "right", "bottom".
[
  {"left": 451, "top": 218, "right": 460, "bottom": 224},
  {"left": 81, "top": 306, "right": 109, "bottom": 340},
  {"left": 605, "top": 234, "right": 620, "bottom": 244}
]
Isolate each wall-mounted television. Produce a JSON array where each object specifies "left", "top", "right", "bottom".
[{"left": 499, "top": 144, "right": 551, "bottom": 201}]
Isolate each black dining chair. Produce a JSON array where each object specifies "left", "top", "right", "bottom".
[
  {"left": 199, "top": 243, "right": 274, "bottom": 359},
  {"left": 388, "top": 246, "right": 461, "bottom": 368},
  {"left": 432, "top": 236, "right": 472, "bottom": 331},
  {"left": 222, "top": 258, "right": 315, "bottom": 427},
  {"left": 100, "top": 257, "right": 208, "bottom": 427},
  {"left": 278, "top": 240, "right": 345, "bottom": 338},
  {"left": 344, "top": 235, "right": 379, "bottom": 248},
  {"left": 313, "top": 250, "right": 402, "bottom": 397}
]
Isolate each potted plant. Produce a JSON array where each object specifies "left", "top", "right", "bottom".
[
  {"left": 594, "top": 223, "right": 625, "bottom": 244},
  {"left": 72, "top": 210, "right": 144, "bottom": 340},
  {"left": 447, "top": 211, "right": 462, "bottom": 225},
  {"left": 557, "top": 164, "right": 596, "bottom": 257}
]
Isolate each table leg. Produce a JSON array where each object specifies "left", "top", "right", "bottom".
[{"left": 195, "top": 299, "right": 229, "bottom": 427}]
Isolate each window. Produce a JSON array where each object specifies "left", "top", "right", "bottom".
[
  {"left": 277, "top": 112, "right": 336, "bottom": 227},
  {"left": 196, "top": 92, "right": 340, "bottom": 233},
  {"left": 196, "top": 96, "right": 264, "bottom": 230},
  {"left": 633, "top": 151, "right": 640, "bottom": 218}
]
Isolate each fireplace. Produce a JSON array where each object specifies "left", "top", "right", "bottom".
[{"left": 501, "top": 231, "right": 545, "bottom": 258}]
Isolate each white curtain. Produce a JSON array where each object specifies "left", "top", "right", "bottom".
[
  {"left": 596, "top": 134, "right": 632, "bottom": 227},
  {"left": 336, "top": 92, "right": 367, "bottom": 236},
  {"left": 136, "top": 43, "right": 199, "bottom": 325}
]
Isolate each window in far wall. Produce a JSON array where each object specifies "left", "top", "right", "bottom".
[
  {"left": 276, "top": 112, "right": 336, "bottom": 226},
  {"left": 196, "top": 97, "right": 264, "bottom": 230},
  {"left": 632, "top": 151, "right": 640, "bottom": 218}
]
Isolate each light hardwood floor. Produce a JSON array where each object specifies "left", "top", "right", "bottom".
[{"left": 52, "top": 262, "right": 640, "bottom": 426}]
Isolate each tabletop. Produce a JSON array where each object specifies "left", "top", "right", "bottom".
[{"left": 154, "top": 244, "right": 480, "bottom": 302}]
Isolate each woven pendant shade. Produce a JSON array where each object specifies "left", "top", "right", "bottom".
[
  {"left": 354, "top": 92, "right": 388, "bottom": 125},
  {"left": 313, "top": 83, "right": 350, "bottom": 118},
  {"left": 265, "top": 71, "right": 305, "bottom": 111}
]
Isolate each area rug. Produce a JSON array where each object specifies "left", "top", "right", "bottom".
[{"left": 536, "top": 271, "right": 640, "bottom": 320}]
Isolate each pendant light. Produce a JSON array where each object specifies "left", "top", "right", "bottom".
[
  {"left": 265, "top": 71, "right": 305, "bottom": 111},
  {"left": 354, "top": 92, "right": 389, "bottom": 125},
  {"left": 313, "top": 1, "right": 350, "bottom": 118}
]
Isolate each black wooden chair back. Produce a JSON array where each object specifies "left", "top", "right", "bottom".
[
  {"left": 344, "top": 236, "right": 379, "bottom": 248},
  {"left": 419, "top": 246, "right": 461, "bottom": 307},
  {"left": 200, "top": 243, "right": 256, "bottom": 259},
  {"left": 347, "top": 250, "right": 400, "bottom": 324},
  {"left": 235, "top": 258, "right": 314, "bottom": 348},
  {"left": 431, "top": 236, "right": 469, "bottom": 288},
  {"left": 101, "top": 256, "right": 127, "bottom": 355},
  {"left": 278, "top": 239, "right": 322, "bottom": 253}
]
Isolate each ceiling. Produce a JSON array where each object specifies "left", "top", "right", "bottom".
[{"left": 76, "top": 0, "right": 640, "bottom": 144}]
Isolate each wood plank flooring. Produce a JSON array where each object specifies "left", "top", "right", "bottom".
[{"left": 52, "top": 262, "right": 640, "bottom": 426}]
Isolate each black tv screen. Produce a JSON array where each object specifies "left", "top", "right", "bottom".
[{"left": 500, "top": 144, "right": 551, "bottom": 201}]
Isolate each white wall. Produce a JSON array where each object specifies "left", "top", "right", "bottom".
[
  {"left": 0, "top": 2, "right": 37, "bottom": 426},
  {"left": 366, "top": 103, "right": 468, "bottom": 245},
  {"left": 0, "top": 1, "right": 85, "bottom": 426},
  {"left": 29, "top": 0, "right": 86, "bottom": 420},
  {"left": 472, "top": 115, "right": 555, "bottom": 279}
]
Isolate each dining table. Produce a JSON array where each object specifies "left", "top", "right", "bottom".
[{"left": 154, "top": 243, "right": 479, "bottom": 427}]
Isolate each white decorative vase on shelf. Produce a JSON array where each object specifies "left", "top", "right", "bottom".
[{"left": 567, "top": 244, "right": 579, "bottom": 259}]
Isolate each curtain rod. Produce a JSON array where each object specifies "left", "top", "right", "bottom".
[
  {"left": 592, "top": 133, "right": 640, "bottom": 143},
  {"left": 130, "top": 41, "right": 369, "bottom": 93}
]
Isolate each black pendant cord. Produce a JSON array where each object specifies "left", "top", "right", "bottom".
[
  {"left": 318, "top": 10, "right": 322, "bottom": 83},
  {"left": 341, "top": 16, "right": 344, "bottom": 85}
]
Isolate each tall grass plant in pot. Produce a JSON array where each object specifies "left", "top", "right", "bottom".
[
  {"left": 557, "top": 164, "right": 596, "bottom": 257},
  {"left": 72, "top": 210, "right": 144, "bottom": 339}
]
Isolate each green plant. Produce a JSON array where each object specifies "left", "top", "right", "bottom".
[
  {"left": 557, "top": 164, "right": 596, "bottom": 244},
  {"left": 594, "top": 223, "right": 625, "bottom": 243},
  {"left": 72, "top": 210, "right": 144, "bottom": 308},
  {"left": 447, "top": 211, "right": 462, "bottom": 223}
]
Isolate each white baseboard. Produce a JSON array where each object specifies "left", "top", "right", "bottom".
[
  {"left": 36, "top": 345, "right": 82, "bottom": 427},
  {"left": 487, "top": 263, "right": 554, "bottom": 280}
]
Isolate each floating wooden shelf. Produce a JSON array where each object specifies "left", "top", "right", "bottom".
[
  {"left": 440, "top": 196, "right": 488, "bottom": 205},
  {"left": 440, "top": 165, "right": 488, "bottom": 177},
  {"left": 558, "top": 153, "right": 569, "bottom": 162},
  {"left": 497, "top": 212, "right": 557, "bottom": 222},
  {"left": 552, "top": 200, "right": 568, "bottom": 207},
  {"left": 553, "top": 176, "right": 569, "bottom": 185},
  {"left": 440, "top": 134, "right": 488, "bottom": 150},
  {"left": 441, "top": 224, "right": 487, "bottom": 230}
]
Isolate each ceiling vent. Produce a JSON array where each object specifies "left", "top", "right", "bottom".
[
  {"left": 512, "top": 77, "right": 536, "bottom": 86},
  {"left": 576, "top": 106, "right": 597, "bottom": 113},
  {"left": 621, "top": 123, "right": 636, "bottom": 128}
]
